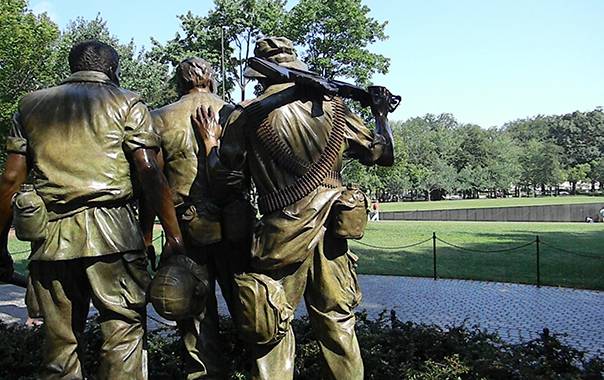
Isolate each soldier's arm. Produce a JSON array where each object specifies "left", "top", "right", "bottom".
[
  {"left": 0, "top": 154, "right": 29, "bottom": 282},
  {"left": 131, "top": 148, "right": 184, "bottom": 257},
  {"left": 124, "top": 101, "right": 184, "bottom": 257},
  {"left": 343, "top": 100, "right": 395, "bottom": 167}
]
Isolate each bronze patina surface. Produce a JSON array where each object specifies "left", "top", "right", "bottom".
[
  {"left": 194, "top": 36, "right": 395, "bottom": 380},
  {"left": 0, "top": 40, "right": 184, "bottom": 379},
  {"left": 145, "top": 57, "right": 252, "bottom": 380}
]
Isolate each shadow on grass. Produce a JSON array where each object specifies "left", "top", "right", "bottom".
[{"left": 352, "top": 230, "right": 604, "bottom": 290}]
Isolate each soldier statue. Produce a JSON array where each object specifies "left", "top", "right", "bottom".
[
  {"left": 0, "top": 40, "right": 184, "bottom": 379},
  {"left": 192, "top": 36, "right": 395, "bottom": 380},
  {"left": 144, "top": 57, "right": 253, "bottom": 379}
]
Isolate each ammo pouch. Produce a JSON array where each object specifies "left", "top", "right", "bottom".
[
  {"left": 330, "top": 186, "right": 369, "bottom": 240},
  {"left": 232, "top": 272, "right": 294, "bottom": 345},
  {"left": 12, "top": 184, "right": 48, "bottom": 242},
  {"left": 180, "top": 205, "right": 222, "bottom": 246}
]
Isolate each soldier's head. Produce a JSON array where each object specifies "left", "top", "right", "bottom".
[
  {"left": 68, "top": 40, "right": 120, "bottom": 85},
  {"left": 175, "top": 58, "right": 216, "bottom": 97},
  {"left": 243, "top": 36, "right": 308, "bottom": 91}
]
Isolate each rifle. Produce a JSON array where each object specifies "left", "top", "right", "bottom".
[{"left": 247, "top": 57, "right": 402, "bottom": 114}]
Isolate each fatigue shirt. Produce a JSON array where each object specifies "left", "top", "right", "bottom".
[
  {"left": 216, "top": 83, "right": 388, "bottom": 270},
  {"left": 151, "top": 91, "right": 234, "bottom": 208},
  {"left": 7, "top": 71, "right": 160, "bottom": 261}
]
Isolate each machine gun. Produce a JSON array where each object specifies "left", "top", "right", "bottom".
[{"left": 247, "top": 57, "right": 402, "bottom": 114}]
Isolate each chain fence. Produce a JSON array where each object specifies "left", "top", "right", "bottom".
[
  {"left": 8, "top": 229, "right": 602, "bottom": 289},
  {"left": 349, "top": 232, "right": 602, "bottom": 287}
]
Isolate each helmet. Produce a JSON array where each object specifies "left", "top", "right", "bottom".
[{"left": 149, "top": 255, "right": 209, "bottom": 321}]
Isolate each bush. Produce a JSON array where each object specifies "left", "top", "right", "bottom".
[{"left": 0, "top": 311, "right": 602, "bottom": 379}]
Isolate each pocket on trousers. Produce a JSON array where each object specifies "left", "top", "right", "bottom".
[
  {"left": 121, "top": 253, "right": 151, "bottom": 308},
  {"left": 345, "top": 251, "right": 362, "bottom": 309}
]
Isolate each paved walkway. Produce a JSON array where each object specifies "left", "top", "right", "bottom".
[{"left": 1, "top": 275, "right": 602, "bottom": 357}]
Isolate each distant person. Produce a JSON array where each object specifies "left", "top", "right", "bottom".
[
  {"left": 370, "top": 200, "right": 380, "bottom": 221},
  {"left": 599, "top": 207, "right": 604, "bottom": 222}
]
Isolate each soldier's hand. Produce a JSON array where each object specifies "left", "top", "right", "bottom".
[
  {"left": 192, "top": 106, "right": 221, "bottom": 152},
  {"left": 368, "top": 86, "right": 392, "bottom": 117},
  {"left": 0, "top": 247, "right": 15, "bottom": 283},
  {"left": 160, "top": 236, "right": 186, "bottom": 266}
]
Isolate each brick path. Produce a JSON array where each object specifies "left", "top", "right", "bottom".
[{"left": 1, "top": 275, "right": 602, "bottom": 357}]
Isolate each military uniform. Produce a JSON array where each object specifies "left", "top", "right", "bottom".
[
  {"left": 152, "top": 90, "right": 250, "bottom": 379},
  {"left": 213, "top": 80, "right": 388, "bottom": 379},
  {"left": 8, "top": 71, "right": 158, "bottom": 379}
]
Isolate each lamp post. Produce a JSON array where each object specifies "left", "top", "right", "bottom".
[{"left": 221, "top": 26, "right": 227, "bottom": 100}]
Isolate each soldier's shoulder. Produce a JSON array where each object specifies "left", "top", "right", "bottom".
[
  {"left": 114, "top": 86, "right": 144, "bottom": 105},
  {"left": 18, "top": 85, "right": 61, "bottom": 110}
]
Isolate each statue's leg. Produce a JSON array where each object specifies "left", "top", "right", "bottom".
[
  {"left": 305, "top": 237, "right": 363, "bottom": 380},
  {"left": 176, "top": 247, "right": 227, "bottom": 380},
  {"left": 87, "top": 252, "right": 150, "bottom": 380},
  {"left": 30, "top": 259, "right": 90, "bottom": 380},
  {"left": 251, "top": 258, "right": 312, "bottom": 380}
]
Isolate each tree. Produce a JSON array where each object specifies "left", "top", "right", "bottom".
[
  {"left": 549, "top": 110, "right": 604, "bottom": 167},
  {"left": 566, "top": 163, "right": 591, "bottom": 195},
  {"left": 520, "top": 140, "right": 564, "bottom": 195},
  {"left": 0, "top": 0, "right": 59, "bottom": 162},
  {"left": 284, "top": 0, "right": 389, "bottom": 85},
  {"left": 207, "top": 0, "right": 287, "bottom": 100},
  {"left": 52, "top": 15, "right": 173, "bottom": 108},
  {"left": 151, "top": 0, "right": 287, "bottom": 101}
]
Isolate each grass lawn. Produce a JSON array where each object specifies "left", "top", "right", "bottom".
[
  {"left": 349, "top": 220, "right": 604, "bottom": 290},
  {"left": 379, "top": 195, "right": 604, "bottom": 212},
  {"left": 9, "top": 220, "right": 604, "bottom": 290}
]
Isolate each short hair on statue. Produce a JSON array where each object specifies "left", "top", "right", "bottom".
[
  {"left": 68, "top": 40, "right": 119, "bottom": 78},
  {"left": 175, "top": 58, "right": 216, "bottom": 96}
]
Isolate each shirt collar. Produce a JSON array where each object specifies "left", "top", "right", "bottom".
[{"left": 61, "top": 71, "right": 116, "bottom": 86}]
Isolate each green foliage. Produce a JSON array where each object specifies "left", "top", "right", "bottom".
[
  {"left": 1, "top": 313, "right": 602, "bottom": 379},
  {"left": 52, "top": 15, "right": 174, "bottom": 109},
  {"left": 284, "top": 0, "right": 389, "bottom": 85},
  {"left": 0, "top": 0, "right": 59, "bottom": 162}
]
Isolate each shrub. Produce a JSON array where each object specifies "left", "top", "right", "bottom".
[{"left": 0, "top": 311, "right": 601, "bottom": 379}]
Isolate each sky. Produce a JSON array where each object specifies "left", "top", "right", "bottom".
[{"left": 29, "top": 0, "right": 604, "bottom": 127}]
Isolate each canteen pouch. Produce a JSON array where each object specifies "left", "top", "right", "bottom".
[
  {"left": 329, "top": 186, "right": 369, "bottom": 239},
  {"left": 181, "top": 205, "right": 222, "bottom": 246},
  {"left": 232, "top": 272, "right": 294, "bottom": 345},
  {"left": 330, "top": 186, "right": 369, "bottom": 239},
  {"left": 12, "top": 184, "right": 48, "bottom": 242}
]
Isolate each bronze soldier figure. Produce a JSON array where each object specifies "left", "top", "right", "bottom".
[
  {"left": 144, "top": 57, "right": 253, "bottom": 379},
  {"left": 193, "top": 36, "right": 395, "bottom": 380},
  {"left": 0, "top": 40, "right": 184, "bottom": 380}
]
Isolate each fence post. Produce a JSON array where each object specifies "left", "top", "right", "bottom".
[
  {"left": 536, "top": 235, "right": 541, "bottom": 288},
  {"left": 432, "top": 232, "right": 437, "bottom": 280}
]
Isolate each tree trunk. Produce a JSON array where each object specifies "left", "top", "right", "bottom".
[{"left": 571, "top": 181, "right": 576, "bottom": 195}]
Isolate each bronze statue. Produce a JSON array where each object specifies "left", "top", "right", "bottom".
[
  {"left": 0, "top": 40, "right": 184, "bottom": 379},
  {"left": 193, "top": 36, "right": 396, "bottom": 380},
  {"left": 144, "top": 57, "right": 253, "bottom": 379}
]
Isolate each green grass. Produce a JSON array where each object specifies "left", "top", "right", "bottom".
[
  {"left": 9, "top": 220, "right": 604, "bottom": 290},
  {"left": 349, "top": 220, "right": 604, "bottom": 290},
  {"left": 379, "top": 195, "right": 604, "bottom": 212}
]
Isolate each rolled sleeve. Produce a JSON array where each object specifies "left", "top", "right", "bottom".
[
  {"left": 123, "top": 101, "right": 160, "bottom": 154},
  {"left": 6, "top": 113, "right": 28, "bottom": 155}
]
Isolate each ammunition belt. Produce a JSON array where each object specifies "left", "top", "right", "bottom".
[{"left": 256, "top": 97, "right": 346, "bottom": 214}]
